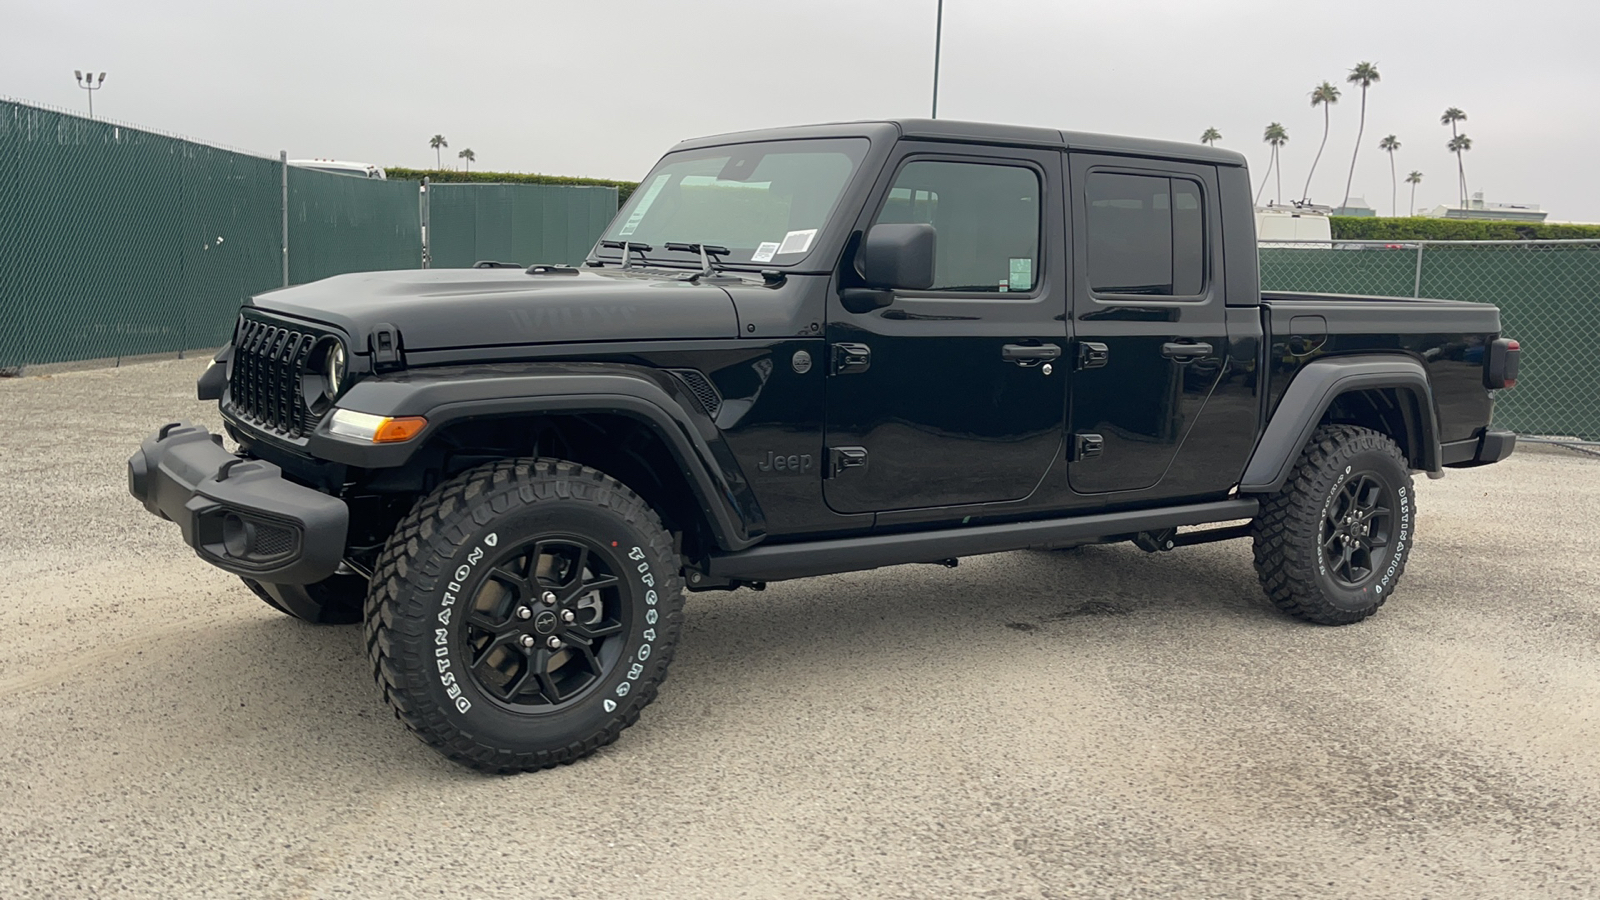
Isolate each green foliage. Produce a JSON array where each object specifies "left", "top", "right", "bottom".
[
  {"left": 386, "top": 167, "right": 638, "bottom": 203},
  {"left": 1330, "top": 217, "right": 1600, "bottom": 241}
]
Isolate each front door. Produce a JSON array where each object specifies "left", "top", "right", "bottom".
[
  {"left": 823, "top": 144, "right": 1067, "bottom": 514},
  {"left": 1066, "top": 153, "right": 1230, "bottom": 495}
]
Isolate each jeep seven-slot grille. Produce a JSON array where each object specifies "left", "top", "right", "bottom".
[{"left": 228, "top": 315, "right": 327, "bottom": 439}]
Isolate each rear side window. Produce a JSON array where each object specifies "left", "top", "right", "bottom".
[
  {"left": 873, "top": 160, "right": 1040, "bottom": 293},
  {"left": 1085, "top": 172, "right": 1206, "bottom": 296}
]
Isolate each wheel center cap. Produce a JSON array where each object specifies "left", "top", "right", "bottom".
[{"left": 532, "top": 610, "right": 559, "bottom": 635}]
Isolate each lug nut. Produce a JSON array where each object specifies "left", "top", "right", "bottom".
[
  {"left": 519, "top": 635, "right": 537, "bottom": 648},
  {"left": 515, "top": 606, "right": 532, "bottom": 620},
  {"left": 541, "top": 590, "right": 558, "bottom": 605},
  {"left": 546, "top": 636, "right": 563, "bottom": 650},
  {"left": 560, "top": 609, "right": 576, "bottom": 623}
]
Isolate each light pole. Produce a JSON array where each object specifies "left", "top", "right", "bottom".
[
  {"left": 74, "top": 70, "right": 106, "bottom": 119},
  {"left": 931, "top": 0, "right": 943, "bottom": 118}
]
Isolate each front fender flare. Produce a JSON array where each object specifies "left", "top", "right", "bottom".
[
  {"left": 1239, "top": 354, "right": 1440, "bottom": 494},
  {"left": 306, "top": 363, "right": 765, "bottom": 551}
]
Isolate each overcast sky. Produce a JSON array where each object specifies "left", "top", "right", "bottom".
[{"left": 5, "top": 0, "right": 1598, "bottom": 220}]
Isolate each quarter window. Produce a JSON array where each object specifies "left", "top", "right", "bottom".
[
  {"left": 873, "top": 160, "right": 1040, "bottom": 293},
  {"left": 1085, "top": 172, "right": 1206, "bottom": 296}
]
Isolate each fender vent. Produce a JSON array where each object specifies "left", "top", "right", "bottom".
[{"left": 668, "top": 369, "right": 722, "bottom": 416}]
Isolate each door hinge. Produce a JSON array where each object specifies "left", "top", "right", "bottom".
[
  {"left": 827, "top": 446, "right": 869, "bottom": 478},
  {"left": 831, "top": 343, "right": 871, "bottom": 376},
  {"left": 1073, "top": 433, "right": 1104, "bottom": 461},
  {"left": 1077, "top": 341, "right": 1109, "bottom": 370}
]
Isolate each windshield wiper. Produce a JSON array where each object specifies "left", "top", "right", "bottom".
[
  {"left": 598, "top": 240, "right": 653, "bottom": 269},
  {"left": 663, "top": 242, "right": 730, "bottom": 280}
]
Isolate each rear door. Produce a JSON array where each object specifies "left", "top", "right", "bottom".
[
  {"left": 822, "top": 143, "right": 1067, "bottom": 514},
  {"left": 1066, "top": 154, "right": 1230, "bottom": 495}
]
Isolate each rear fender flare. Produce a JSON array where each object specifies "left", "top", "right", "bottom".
[{"left": 1240, "top": 355, "right": 1439, "bottom": 494}]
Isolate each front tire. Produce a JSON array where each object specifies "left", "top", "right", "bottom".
[
  {"left": 365, "top": 458, "right": 685, "bottom": 773},
  {"left": 1252, "top": 424, "right": 1417, "bottom": 625}
]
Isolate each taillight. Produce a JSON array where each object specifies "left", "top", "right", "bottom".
[{"left": 1486, "top": 338, "right": 1520, "bottom": 389}]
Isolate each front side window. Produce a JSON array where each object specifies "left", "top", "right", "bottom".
[
  {"left": 872, "top": 160, "right": 1040, "bottom": 293},
  {"left": 599, "top": 138, "right": 868, "bottom": 266},
  {"left": 1085, "top": 172, "right": 1206, "bottom": 296}
]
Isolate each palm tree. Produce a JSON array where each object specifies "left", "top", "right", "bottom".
[
  {"left": 1405, "top": 170, "right": 1423, "bottom": 217},
  {"left": 1447, "top": 135, "right": 1472, "bottom": 208},
  {"left": 429, "top": 134, "right": 448, "bottom": 170},
  {"left": 1340, "top": 61, "right": 1381, "bottom": 209},
  {"left": 1441, "top": 107, "right": 1468, "bottom": 206},
  {"left": 458, "top": 147, "right": 476, "bottom": 173},
  {"left": 1379, "top": 135, "right": 1401, "bottom": 216},
  {"left": 1200, "top": 127, "right": 1221, "bottom": 146},
  {"left": 1256, "top": 123, "right": 1289, "bottom": 205},
  {"left": 1302, "top": 81, "right": 1340, "bottom": 203}
]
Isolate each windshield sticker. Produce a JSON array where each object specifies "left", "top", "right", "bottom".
[
  {"left": 751, "top": 241, "right": 781, "bottom": 263},
  {"left": 1009, "top": 258, "right": 1033, "bottom": 291},
  {"left": 777, "top": 229, "right": 817, "bottom": 255},
  {"left": 617, "top": 173, "right": 671, "bottom": 237}
]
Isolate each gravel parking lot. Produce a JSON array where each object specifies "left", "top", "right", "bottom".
[{"left": 2, "top": 357, "right": 1597, "bottom": 899}]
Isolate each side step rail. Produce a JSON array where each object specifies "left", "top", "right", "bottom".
[{"left": 703, "top": 499, "right": 1259, "bottom": 583}]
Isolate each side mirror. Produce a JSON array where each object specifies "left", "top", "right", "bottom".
[{"left": 857, "top": 223, "right": 936, "bottom": 291}]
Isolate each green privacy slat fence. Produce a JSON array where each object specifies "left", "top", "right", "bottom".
[
  {"left": 0, "top": 100, "right": 281, "bottom": 367},
  {"left": 1261, "top": 242, "right": 1600, "bottom": 440},
  {"left": 427, "top": 182, "right": 618, "bottom": 269},
  {"left": 288, "top": 167, "right": 421, "bottom": 284},
  {"left": 0, "top": 96, "right": 621, "bottom": 369}
]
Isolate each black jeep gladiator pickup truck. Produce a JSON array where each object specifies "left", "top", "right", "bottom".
[{"left": 129, "top": 119, "right": 1520, "bottom": 772}]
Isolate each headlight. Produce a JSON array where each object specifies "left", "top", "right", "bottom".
[
  {"left": 327, "top": 409, "right": 428, "bottom": 443},
  {"left": 302, "top": 337, "right": 346, "bottom": 416},
  {"left": 326, "top": 342, "right": 347, "bottom": 396}
]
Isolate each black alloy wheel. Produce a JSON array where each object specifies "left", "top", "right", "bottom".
[
  {"left": 1319, "top": 472, "right": 1396, "bottom": 589},
  {"left": 464, "top": 537, "right": 627, "bottom": 711}
]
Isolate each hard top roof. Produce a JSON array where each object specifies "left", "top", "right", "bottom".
[{"left": 670, "top": 118, "right": 1247, "bottom": 168}]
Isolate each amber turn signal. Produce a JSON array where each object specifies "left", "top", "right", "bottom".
[{"left": 373, "top": 416, "right": 427, "bottom": 443}]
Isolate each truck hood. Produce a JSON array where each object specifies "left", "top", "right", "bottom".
[{"left": 249, "top": 268, "right": 739, "bottom": 352}]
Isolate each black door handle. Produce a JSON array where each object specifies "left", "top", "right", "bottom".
[
  {"left": 1161, "top": 342, "right": 1213, "bottom": 360},
  {"left": 1002, "top": 343, "right": 1062, "bottom": 365}
]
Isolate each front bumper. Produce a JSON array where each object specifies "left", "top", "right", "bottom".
[
  {"left": 127, "top": 422, "right": 349, "bottom": 584},
  {"left": 1440, "top": 429, "right": 1518, "bottom": 469}
]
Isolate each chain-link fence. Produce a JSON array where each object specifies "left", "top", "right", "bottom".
[
  {"left": 427, "top": 182, "right": 618, "bottom": 269},
  {"left": 289, "top": 167, "right": 422, "bottom": 285},
  {"left": 0, "top": 100, "right": 284, "bottom": 368},
  {"left": 1261, "top": 240, "right": 1600, "bottom": 440},
  {"left": 0, "top": 98, "right": 618, "bottom": 372}
]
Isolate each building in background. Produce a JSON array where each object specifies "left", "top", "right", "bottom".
[
  {"left": 1423, "top": 193, "right": 1547, "bottom": 223},
  {"left": 1330, "top": 196, "right": 1377, "bottom": 217}
]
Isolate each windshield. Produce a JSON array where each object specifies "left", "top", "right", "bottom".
[{"left": 598, "top": 138, "right": 869, "bottom": 267}]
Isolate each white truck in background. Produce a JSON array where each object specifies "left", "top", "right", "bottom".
[{"left": 1255, "top": 203, "right": 1332, "bottom": 245}]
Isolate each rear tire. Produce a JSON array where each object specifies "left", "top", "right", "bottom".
[
  {"left": 364, "top": 458, "right": 685, "bottom": 774},
  {"left": 243, "top": 574, "right": 366, "bottom": 625},
  {"left": 1252, "top": 424, "right": 1416, "bottom": 625}
]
